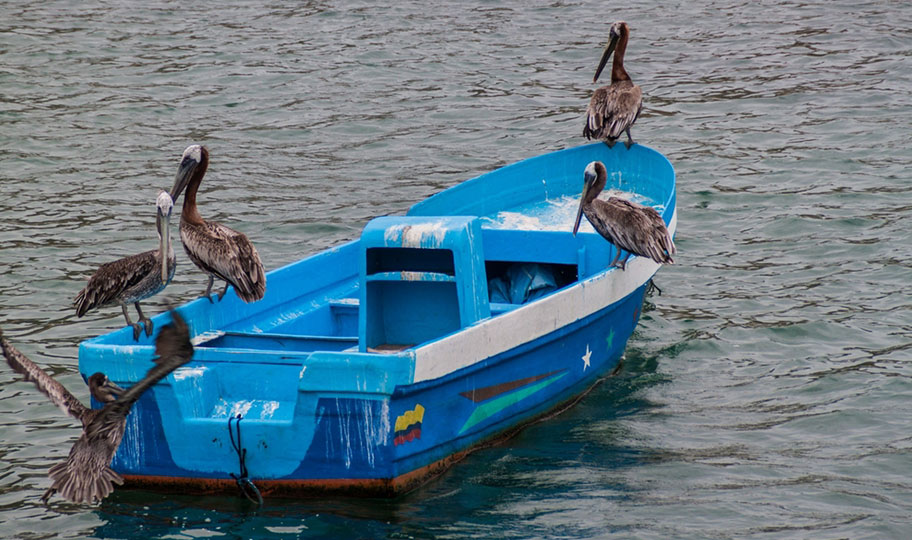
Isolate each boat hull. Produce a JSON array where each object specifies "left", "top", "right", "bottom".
[{"left": 112, "top": 283, "right": 649, "bottom": 497}]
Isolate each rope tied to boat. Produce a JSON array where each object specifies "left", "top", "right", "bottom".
[{"left": 228, "top": 414, "right": 263, "bottom": 506}]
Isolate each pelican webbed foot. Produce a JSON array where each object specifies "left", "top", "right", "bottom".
[
  {"left": 603, "top": 139, "right": 616, "bottom": 149},
  {"left": 608, "top": 247, "right": 622, "bottom": 268},
  {"left": 202, "top": 275, "right": 217, "bottom": 303},
  {"left": 131, "top": 323, "right": 144, "bottom": 341},
  {"left": 624, "top": 128, "right": 635, "bottom": 149},
  {"left": 217, "top": 282, "right": 229, "bottom": 302},
  {"left": 40, "top": 487, "right": 56, "bottom": 504},
  {"left": 134, "top": 303, "right": 154, "bottom": 337},
  {"left": 616, "top": 252, "right": 632, "bottom": 270},
  {"left": 646, "top": 279, "right": 663, "bottom": 296},
  {"left": 120, "top": 303, "right": 143, "bottom": 341},
  {"left": 608, "top": 248, "right": 631, "bottom": 270}
]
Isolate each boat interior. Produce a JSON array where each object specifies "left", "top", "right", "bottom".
[
  {"left": 145, "top": 214, "right": 610, "bottom": 420},
  {"left": 190, "top": 214, "right": 617, "bottom": 358}
]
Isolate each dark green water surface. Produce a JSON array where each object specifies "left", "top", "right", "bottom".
[{"left": 1, "top": 1, "right": 910, "bottom": 538}]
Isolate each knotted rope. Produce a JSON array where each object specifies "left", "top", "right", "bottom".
[{"left": 228, "top": 414, "right": 263, "bottom": 506}]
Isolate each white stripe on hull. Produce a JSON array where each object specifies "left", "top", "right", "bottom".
[{"left": 413, "top": 211, "right": 677, "bottom": 383}]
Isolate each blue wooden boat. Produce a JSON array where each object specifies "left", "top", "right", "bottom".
[{"left": 78, "top": 142, "right": 676, "bottom": 498}]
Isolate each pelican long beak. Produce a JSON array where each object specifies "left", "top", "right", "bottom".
[
  {"left": 157, "top": 192, "right": 174, "bottom": 284},
  {"left": 573, "top": 168, "right": 598, "bottom": 236},
  {"left": 170, "top": 156, "right": 197, "bottom": 200},
  {"left": 593, "top": 35, "right": 618, "bottom": 83},
  {"left": 159, "top": 213, "right": 171, "bottom": 284},
  {"left": 572, "top": 199, "right": 585, "bottom": 236},
  {"left": 101, "top": 377, "right": 126, "bottom": 402},
  {"left": 105, "top": 379, "right": 127, "bottom": 395}
]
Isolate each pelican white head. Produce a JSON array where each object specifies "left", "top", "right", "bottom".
[
  {"left": 157, "top": 190, "right": 174, "bottom": 217},
  {"left": 171, "top": 145, "right": 207, "bottom": 201},
  {"left": 181, "top": 145, "right": 202, "bottom": 164}
]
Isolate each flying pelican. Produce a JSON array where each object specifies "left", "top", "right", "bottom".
[
  {"left": 0, "top": 311, "right": 193, "bottom": 504},
  {"left": 583, "top": 21, "right": 643, "bottom": 149},
  {"left": 572, "top": 161, "right": 675, "bottom": 269},
  {"left": 75, "top": 191, "right": 176, "bottom": 341},
  {"left": 169, "top": 145, "right": 266, "bottom": 303}
]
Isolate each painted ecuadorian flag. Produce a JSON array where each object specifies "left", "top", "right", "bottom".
[{"left": 394, "top": 404, "right": 425, "bottom": 446}]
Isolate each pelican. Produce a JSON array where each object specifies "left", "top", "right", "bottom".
[
  {"left": 583, "top": 21, "right": 643, "bottom": 149},
  {"left": 0, "top": 311, "right": 193, "bottom": 504},
  {"left": 572, "top": 161, "right": 675, "bottom": 269},
  {"left": 75, "top": 191, "right": 176, "bottom": 341},
  {"left": 169, "top": 145, "right": 266, "bottom": 303}
]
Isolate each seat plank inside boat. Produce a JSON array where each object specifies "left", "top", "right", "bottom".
[{"left": 194, "top": 332, "right": 358, "bottom": 352}]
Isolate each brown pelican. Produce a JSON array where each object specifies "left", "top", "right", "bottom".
[
  {"left": 583, "top": 21, "right": 643, "bottom": 149},
  {"left": 572, "top": 161, "right": 675, "bottom": 269},
  {"left": 0, "top": 311, "right": 193, "bottom": 504},
  {"left": 169, "top": 145, "right": 266, "bottom": 303},
  {"left": 75, "top": 191, "right": 176, "bottom": 341}
]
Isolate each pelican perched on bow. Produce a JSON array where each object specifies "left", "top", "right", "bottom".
[
  {"left": 169, "top": 145, "right": 265, "bottom": 303},
  {"left": 583, "top": 21, "right": 643, "bottom": 149},
  {"left": 572, "top": 161, "right": 675, "bottom": 269},
  {"left": 0, "top": 311, "right": 193, "bottom": 504},
  {"left": 75, "top": 191, "right": 176, "bottom": 341}
]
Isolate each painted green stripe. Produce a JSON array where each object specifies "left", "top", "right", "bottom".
[{"left": 458, "top": 372, "right": 568, "bottom": 435}]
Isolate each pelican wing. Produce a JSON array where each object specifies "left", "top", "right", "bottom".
[
  {"left": 227, "top": 232, "right": 266, "bottom": 302},
  {"left": 74, "top": 250, "right": 159, "bottom": 316},
  {"left": 589, "top": 198, "right": 675, "bottom": 264},
  {"left": 0, "top": 330, "right": 90, "bottom": 423},
  {"left": 46, "top": 313, "right": 193, "bottom": 504},
  {"left": 584, "top": 81, "right": 643, "bottom": 141},
  {"left": 89, "top": 311, "right": 193, "bottom": 431},
  {"left": 45, "top": 430, "right": 124, "bottom": 504},
  {"left": 182, "top": 220, "right": 266, "bottom": 303}
]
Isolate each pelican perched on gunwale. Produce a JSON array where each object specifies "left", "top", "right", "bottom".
[
  {"left": 169, "top": 145, "right": 265, "bottom": 303},
  {"left": 0, "top": 311, "right": 193, "bottom": 504},
  {"left": 75, "top": 191, "right": 176, "bottom": 341},
  {"left": 583, "top": 21, "right": 643, "bottom": 149},
  {"left": 572, "top": 161, "right": 675, "bottom": 270}
]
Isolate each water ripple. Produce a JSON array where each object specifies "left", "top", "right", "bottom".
[{"left": 1, "top": 0, "right": 911, "bottom": 538}]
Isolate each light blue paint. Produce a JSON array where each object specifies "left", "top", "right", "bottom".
[
  {"left": 359, "top": 215, "right": 490, "bottom": 351},
  {"left": 77, "top": 142, "right": 676, "bottom": 489}
]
